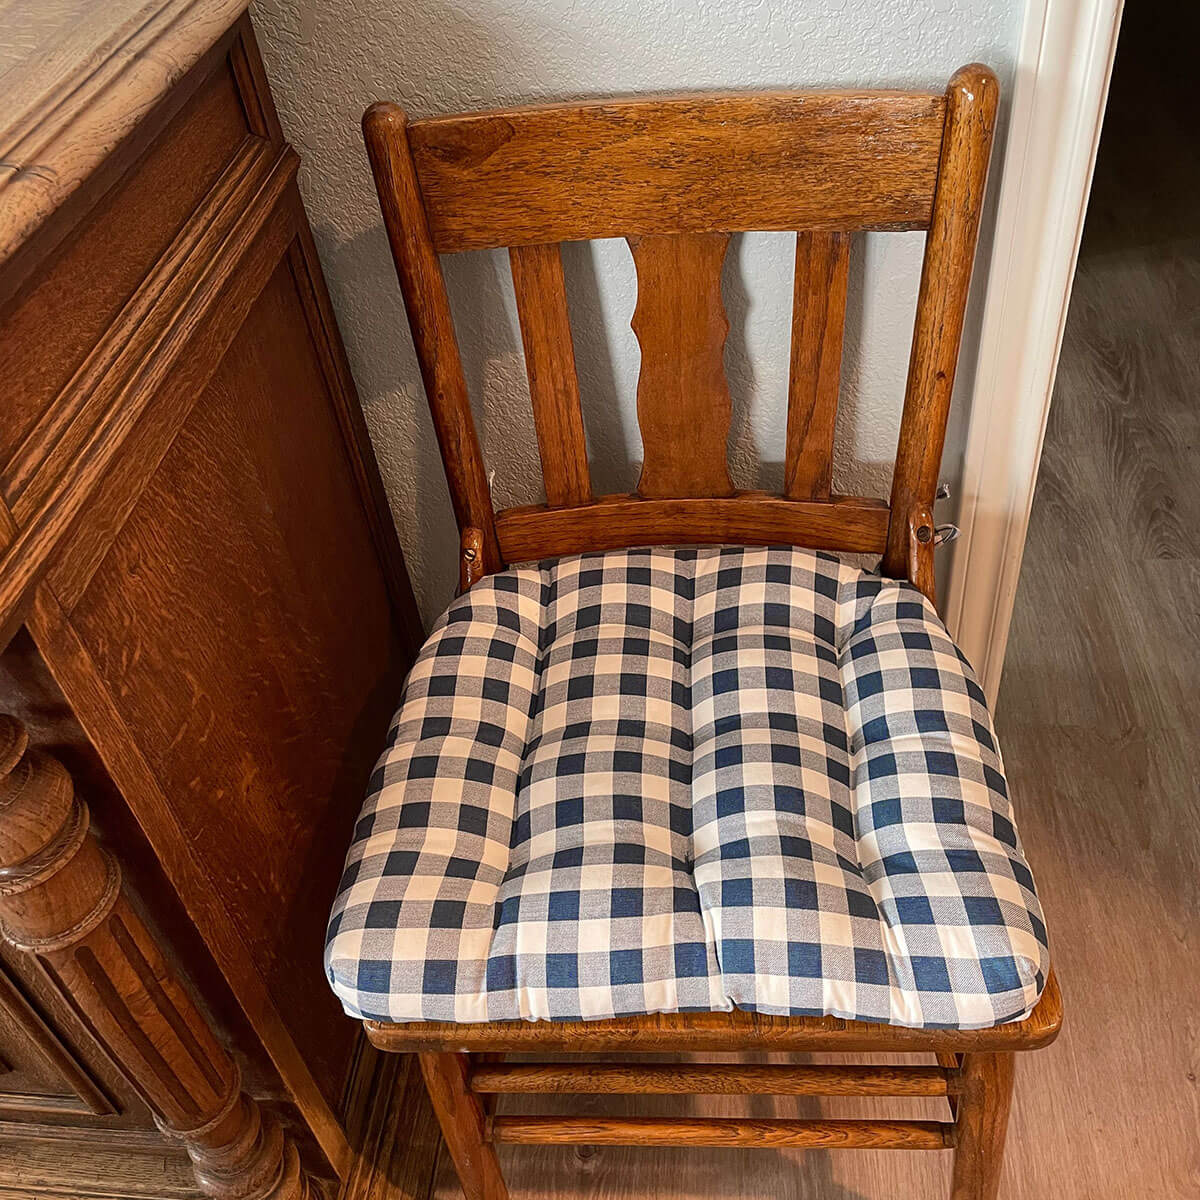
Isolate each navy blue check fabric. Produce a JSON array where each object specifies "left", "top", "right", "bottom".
[{"left": 326, "top": 547, "right": 1048, "bottom": 1029}]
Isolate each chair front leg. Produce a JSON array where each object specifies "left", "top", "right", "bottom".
[
  {"left": 419, "top": 1052, "right": 508, "bottom": 1200},
  {"left": 950, "top": 1052, "right": 1015, "bottom": 1200}
]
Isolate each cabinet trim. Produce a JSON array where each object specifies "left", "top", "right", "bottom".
[{"left": 0, "top": 963, "right": 115, "bottom": 1116}]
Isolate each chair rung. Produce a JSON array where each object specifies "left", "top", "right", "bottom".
[
  {"left": 491, "top": 1115, "right": 953, "bottom": 1150},
  {"left": 470, "top": 1061, "right": 951, "bottom": 1097}
]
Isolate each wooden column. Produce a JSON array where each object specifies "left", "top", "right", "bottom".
[{"left": 0, "top": 715, "right": 327, "bottom": 1200}]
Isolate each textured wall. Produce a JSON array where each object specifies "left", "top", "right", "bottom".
[{"left": 254, "top": 0, "right": 1021, "bottom": 623}]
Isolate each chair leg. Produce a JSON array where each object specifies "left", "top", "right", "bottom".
[
  {"left": 949, "top": 1052, "right": 1015, "bottom": 1200},
  {"left": 419, "top": 1052, "right": 509, "bottom": 1200}
]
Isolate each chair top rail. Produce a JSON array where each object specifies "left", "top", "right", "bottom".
[{"left": 406, "top": 89, "right": 948, "bottom": 253}]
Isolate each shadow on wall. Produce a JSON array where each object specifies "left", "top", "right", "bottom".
[{"left": 259, "top": 0, "right": 1014, "bottom": 623}]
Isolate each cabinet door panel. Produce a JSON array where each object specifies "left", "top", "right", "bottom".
[
  {"left": 68, "top": 254, "right": 403, "bottom": 1108},
  {"left": 0, "top": 956, "right": 113, "bottom": 1120}
]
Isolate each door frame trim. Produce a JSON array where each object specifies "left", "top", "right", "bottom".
[{"left": 945, "top": 0, "right": 1124, "bottom": 703}]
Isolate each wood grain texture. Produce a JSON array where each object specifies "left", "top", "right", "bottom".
[
  {"left": 0, "top": 961, "right": 113, "bottom": 1117},
  {"left": 362, "top": 102, "right": 501, "bottom": 573},
  {"left": 508, "top": 243, "right": 592, "bottom": 507},
  {"left": 0, "top": 134, "right": 295, "bottom": 638},
  {"left": 883, "top": 64, "right": 998, "bottom": 576},
  {"left": 0, "top": 49, "right": 253, "bottom": 475},
  {"left": 405, "top": 92, "right": 946, "bottom": 252},
  {"left": 55, "top": 254, "right": 402, "bottom": 1132},
  {"left": 336, "top": 1051, "right": 440, "bottom": 1200},
  {"left": 368, "top": 973, "right": 1061, "bottom": 1054},
  {"left": 40, "top": 149, "right": 294, "bottom": 614},
  {"left": 366, "top": 73, "right": 993, "bottom": 592},
  {"left": 418, "top": 1055, "right": 507, "bottom": 1200},
  {"left": 784, "top": 231, "right": 851, "bottom": 500},
  {"left": 0, "top": 627, "right": 261, "bottom": 1132},
  {"left": 468, "top": 1062, "right": 951, "bottom": 1097},
  {"left": 0, "top": 0, "right": 249, "bottom": 267},
  {"left": 0, "top": 717, "right": 326, "bottom": 1199},
  {"left": 628, "top": 233, "right": 735, "bottom": 499},
  {"left": 949, "top": 1054, "right": 1013, "bottom": 1200},
  {"left": 494, "top": 494, "right": 889, "bottom": 561},
  {"left": 491, "top": 1116, "right": 951, "bottom": 1151},
  {"left": 0, "top": 1134, "right": 200, "bottom": 1198}
]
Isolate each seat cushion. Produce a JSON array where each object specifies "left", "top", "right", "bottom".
[{"left": 326, "top": 547, "right": 1048, "bottom": 1030}]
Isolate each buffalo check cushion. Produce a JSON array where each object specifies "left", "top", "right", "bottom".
[{"left": 326, "top": 547, "right": 1049, "bottom": 1030}]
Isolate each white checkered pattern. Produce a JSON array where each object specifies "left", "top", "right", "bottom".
[{"left": 326, "top": 547, "right": 1048, "bottom": 1029}]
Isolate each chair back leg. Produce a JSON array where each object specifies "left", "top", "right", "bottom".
[
  {"left": 950, "top": 1052, "right": 1015, "bottom": 1200},
  {"left": 418, "top": 1053, "right": 509, "bottom": 1200}
]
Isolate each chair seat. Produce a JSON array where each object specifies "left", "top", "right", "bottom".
[{"left": 326, "top": 546, "right": 1048, "bottom": 1030}]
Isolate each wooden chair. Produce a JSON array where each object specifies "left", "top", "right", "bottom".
[{"left": 358, "top": 64, "right": 1061, "bottom": 1200}]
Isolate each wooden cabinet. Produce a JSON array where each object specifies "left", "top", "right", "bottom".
[{"left": 0, "top": 8, "right": 421, "bottom": 1197}]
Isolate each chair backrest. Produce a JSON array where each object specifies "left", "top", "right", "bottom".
[{"left": 363, "top": 65, "right": 998, "bottom": 601}]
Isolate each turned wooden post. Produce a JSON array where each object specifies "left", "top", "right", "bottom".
[{"left": 0, "top": 715, "right": 327, "bottom": 1200}]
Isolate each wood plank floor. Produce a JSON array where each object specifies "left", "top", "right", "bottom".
[{"left": 419, "top": 15, "right": 1200, "bottom": 1200}]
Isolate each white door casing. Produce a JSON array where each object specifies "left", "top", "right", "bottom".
[{"left": 944, "top": 0, "right": 1124, "bottom": 704}]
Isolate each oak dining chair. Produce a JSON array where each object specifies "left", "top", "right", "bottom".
[{"left": 326, "top": 63, "right": 1061, "bottom": 1200}]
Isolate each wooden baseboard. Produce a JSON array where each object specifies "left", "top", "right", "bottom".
[{"left": 0, "top": 1133, "right": 199, "bottom": 1199}]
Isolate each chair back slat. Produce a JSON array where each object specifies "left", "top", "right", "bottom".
[
  {"left": 628, "top": 232, "right": 735, "bottom": 500},
  {"left": 784, "top": 231, "right": 851, "bottom": 500},
  {"left": 407, "top": 92, "right": 946, "bottom": 253},
  {"left": 508, "top": 243, "right": 593, "bottom": 506}
]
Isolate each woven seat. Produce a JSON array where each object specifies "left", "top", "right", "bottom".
[{"left": 326, "top": 547, "right": 1047, "bottom": 1029}]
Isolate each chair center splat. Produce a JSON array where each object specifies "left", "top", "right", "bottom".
[{"left": 628, "top": 232, "right": 736, "bottom": 500}]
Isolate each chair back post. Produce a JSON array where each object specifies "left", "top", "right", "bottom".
[
  {"left": 883, "top": 64, "right": 999, "bottom": 595},
  {"left": 362, "top": 102, "right": 503, "bottom": 578}
]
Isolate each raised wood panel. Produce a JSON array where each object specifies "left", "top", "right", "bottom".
[
  {"left": 0, "top": 627, "right": 283, "bottom": 1131},
  {"left": 65, "top": 256, "right": 404, "bottom": 1114},
  {"left": 0, "top": 54, "right": 255, "bottom": 477},
  {"left": 0, "top": 961, "right": 112, "bottom": 1119},
  {"left": 407, "top": 91, "right": 946, "bottom": 252}
]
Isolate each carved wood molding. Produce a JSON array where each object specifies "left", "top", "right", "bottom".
[
  {"left": 0, "top": 0, "right": 251, "bottom": 267},
  {"left": 0, "top": 714, "right": 328, "bottom": 1200},
  {"left": 0, "top": 142, "right": 298, "bottom": 638},
  {"left": 0, "top": 958, "right": 115, "bottom": 1115}
]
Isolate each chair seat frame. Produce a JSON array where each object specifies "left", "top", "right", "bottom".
[
  {"left": 365, "top": 975, "right": 1060, "bottom": 1199},
  {"left": 359, "top": 61, "right": 1062, "bottom": 1200}
]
